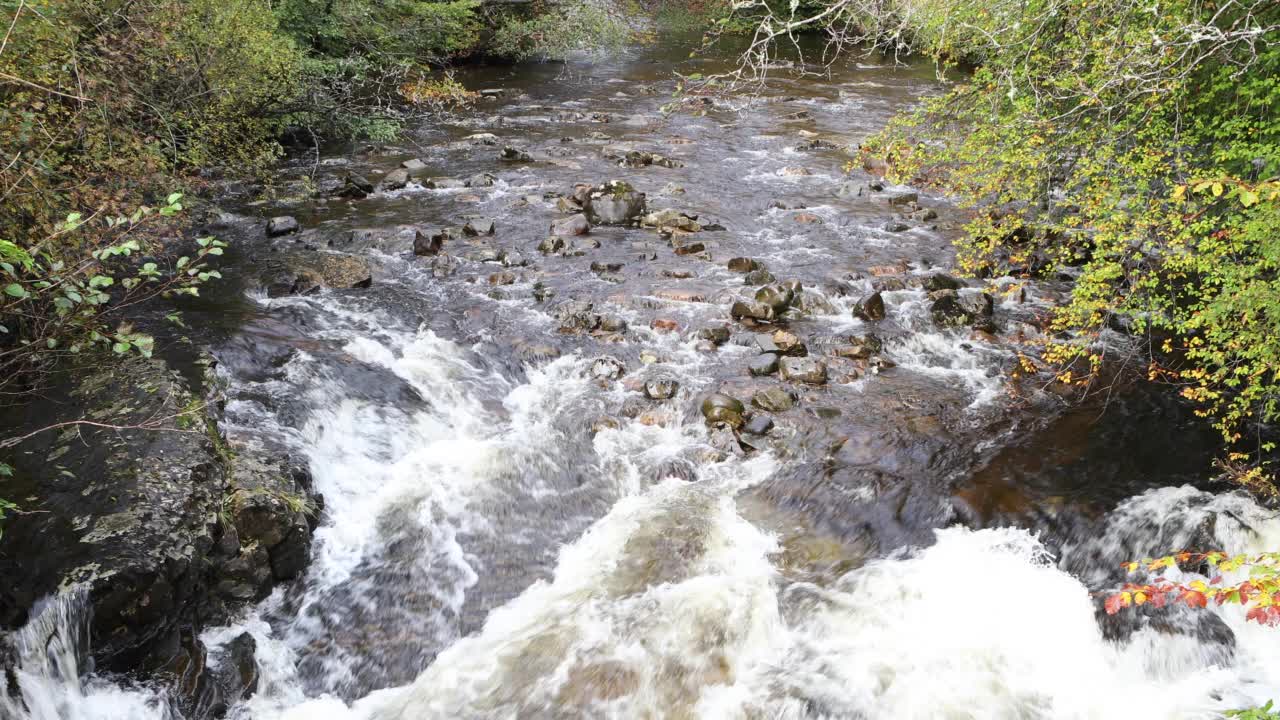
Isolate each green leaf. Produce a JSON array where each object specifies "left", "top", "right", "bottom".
[
  {"left": 112, "top": 342, "right": 130, "bottom": 354},
  {"left": 166, "top": 192, "right": 183, "bottom": 205},
  {"left": 4, "top": 283, "right": 28, "bottom": 299},
  {"left": 1240, "top": 190, "right": 1259, "bottom": 207}
]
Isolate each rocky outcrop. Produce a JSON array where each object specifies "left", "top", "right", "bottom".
[{"left": 0, "top": 353, "right": 319, "bottom": 716}]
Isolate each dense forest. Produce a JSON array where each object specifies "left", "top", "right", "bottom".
[{"left": 1, "top": 0, "right": 1278, "bottom": 717}]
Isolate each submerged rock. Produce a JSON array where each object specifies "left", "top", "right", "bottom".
[
  {"left": 551, "top": 214, "right": 591, "bottom": 237},
  {"left": 266, "top": 216, "right": 299, "bottom": 237},
  {"left": 780, "top": 356, "right": 828, "bottom": 385},
  {"left": 752, "top": 387, "right": 797, "bottom": 412},
  {"left": 701, "top": 393, "right": 746, "bottom": 429},
  {"left": 584, "top": 180, "right": 646, "bottom": 225}
]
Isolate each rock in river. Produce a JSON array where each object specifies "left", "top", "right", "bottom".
[
  {"left": 780, "top": 356, "right": 828, "bottom": 385},
  {"left": 701, "top": 393, "right": 746, "bottom": 429}
]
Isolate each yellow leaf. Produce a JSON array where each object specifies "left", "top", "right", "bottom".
[
  {"left": 1172, "top": 185, "right": 1186, "bottom": 201},
  {"left": 1211, "top": 182, "right": 1223, "bottom": 197}
]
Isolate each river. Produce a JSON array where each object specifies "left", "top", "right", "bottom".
[{"left": 4, "top": 36, "right": 1280, "bottom": 720}]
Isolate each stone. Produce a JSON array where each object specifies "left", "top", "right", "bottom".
[
  {"left": 752, "top": 387, "right": 796, "bottom": 412},
  {"left": 266, "top": 216, "right": 299, "bottom": 237},
  {"left": 743, "top": 268, "right": 776, "bottom": 286},
  {"left": 780, "top": 356, "right": 827, "bottom": 385},
  {"left": 591, "top": 356, "right": 625, "bottom": 381},
  {"left": 672, "top": 240, "right": 705, "bottom": 256},
  {"left": 748, "top": 354, "right": 779, "bottom": 376},
  {"left": 225, "top": 632, "right": 259, "bottom": 699},
  {"left": 743, "top": 415, "right": 774, "bottom": 436},
  {"left": 771, "top": 329, "right": 806, "bottom": 356},
  {"left": 413, "top": 228, "right": 448, "bottom": 256},
  {"left": 883, "top": 221, "right": 909, "bottom": 233},
  {"left": 337, "top": 173, "right": 374, "bottom": 199},
  {"left": 698, "top": 326, "right": 731, "bottom": 345},
  {"left": 488, "top": 271, "right": 516, "bottom": 286},
  {"left": 584, "top": 180, "right": 647, "bottom": 225},
  {"left": 591, "top": 261, "right": 625, "bottom": 273},
  {"left": 551, "top": 214, "right": 591, "bottom": 236},
  {"left": 537, "top": 236, "right": 566, "bottom": 254},
  {"left": 887, "top": 192, "right": 919, "bottom": 206},
  {"left": 379, "top": 168, "right": 409, "bottom": 191},
  {"left": 834, "top": 181, "right": 866, "bottom": 198},
  {"left": 400, "top": 158, "right": 428, "bottom": 173},
  {"left": 644, "top": 379, "right": 679, "bottom": 400},
  {"left": 755, "top": 284, "right": 795, "bottom": 314},
  {"left": 754, "top": 333, "right": 780, "bottom": 353},
  {"left": 834, "top": 334, "right": 883, "bottom": 360},
  {"left": 642, "top": 208, "right": 700, "bottom": 231},
  {"left": 924, "top": 273, "right": 963, "bottom": 292},
  {"left": 931, "top": 291, "right": 995, "bottom": 327},
  {"left": 854, "top": 291, "right": 886, "bottom": 322},
  {"left": 556, "top": 300, "right": 600, "bottom": 332},
  {"left": 731, "top": 300, "right": 777, "bottom": 323},
  {"left": 463, "top": 218, "right": 496, "bottom": 237},
  {"left": 794, "top": 213, "right": 823, "bottom": 224},
  {"left": 500, "top": 146, "right": 533, "bottom": 162},
  {"left": 466, "top": 173, "right": 497, "bottom": 188},
  {"left": 650, "top": 318, "right": 680, "bottom": 333},
  {"left": 424, "top": 177, "right": 466, "bottom": 189},
  {"left": 465, "top": 133, "right": 500, "bottom": 145},
  {"left": 727, "top": 257, "right": 760, "bottom": 273},
  {"left": 700, "top": 393, "right": 746, "bottom": 428}
]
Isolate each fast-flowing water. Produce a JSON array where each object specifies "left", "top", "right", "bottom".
[{"left": 5, "top": 37, "right": 1280, "bottom": 719}]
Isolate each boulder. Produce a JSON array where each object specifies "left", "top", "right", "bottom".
[
  {"left": 551, "top": 214, "right": 591, "bottom": 237},
  {"left": 931, "top": 291, "right": 995, "bottom": 328},
  {"left": 424, "top": 178, "right": 466, "bottom": 190},
  {"left": 701, "top": 393, "right": 746, "bottom": 429},
  {"left": 743, "top": 268, "right": 776, "bottom": 286},
  {"left": 642, "top": 208, "right": 700, "bottom": 232},
  {"left": 266, "top": 216, "right": 299, "bottom": 237},
  {"left": 379, "top": 169, "right": 409, "bottom": 192},
  {"left": 644, "top": 379, "right": 679, "bottom": 400},
  {"left": 924, "top": 273, "right": 963, "bottom": 292},
  {"left": 584, "top": 180, "right": 646, "bottom": 225},
  {"left": 743, "top": 415, "right": 774, "bottom": 436},
  {"left": 727, "top": 257, "right": 761, "bottom": 273},
  {"left": 752, "top": 387, "right": 796, "bottom": 412},
  {"left": 748, "top": 354, "right": 780, "bottom": 376},
  {"left": 413, "top": 228, "right": 449, "bottom": 256},
  {"left": 771, "top": 329, "right": 806, "bottom": 356},
  {"left": 883, "top": 221, "right": 909, "bottom": 233},
  {"left": 854, "top": 291, "right": 886, "bottom": 322},
  {"left": 754, "top": 285, "right": 796, "bottom": 314},
  {"left": 466, "top": 173, "right": 497, "bottom": 188},
  {"left": 591, "top": 357, "right": 625, "bottom": 381},
  {"left": 463, "top": 218, "right": 496, "bottom": 237},
  {"left": 400, "top": 158, "right": 428, "bottom": 173},
  {"left": 780, "top": 356, "right": 827, "bottom": 385},
  {"left": 731, "top": 300, "right": 777, "bottom": 323},
  {"left": 500, "top": 146, "right": 533, "bottom": 162},
  {"left": 698, "top": 326, "right": 731, "bottom": 345},
  {"left": 887, "top": 192, "right": 919, "bottom": 207},
  {"left": 337, "top": 173, "right": 374, "bottom": 199}
]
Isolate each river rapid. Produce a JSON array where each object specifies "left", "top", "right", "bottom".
[{"left": 5, "top": 37, "right": 1280, "bottom": 720}]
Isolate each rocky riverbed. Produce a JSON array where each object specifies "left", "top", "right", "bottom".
[{"left": 2, "top": 36, "right": 1278, "bottom": 720}]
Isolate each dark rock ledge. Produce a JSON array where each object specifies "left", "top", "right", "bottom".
[{"left": 0, "top": 352, "right": 319, "bottom": 716}]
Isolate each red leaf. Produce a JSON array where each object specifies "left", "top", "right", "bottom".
[
  {"left": 1180, "top": 590, "right": 1208, "bottom": 608},
  {"left": 1104, "top": 593, "right": 1130, "bottom": 615}
]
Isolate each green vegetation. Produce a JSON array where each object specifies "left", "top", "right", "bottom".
[
  {"left": 711, "top": 0, "right": 1279, "bottom": 488},
  {"left": 0, "top": 0, "right": 628, "bottom": 534}
]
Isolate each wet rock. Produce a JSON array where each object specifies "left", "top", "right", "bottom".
[
  {"left": 431, "top": 254, "right": 458, "bottom": 278},
  {"left": 701, "top": 393, "right": 746, "bottom": 429},
  {"left": 909, "top": 208, "right": 939, "bottom": 222},
  {"left": 463, "top": 218, "right": 496, "bottom": 237},
  {"left": 853, "top": 291, "right": 886, "bottom": 322},
  {"left": 743, "top": 415, "right": 774, "bottom": 436},
  {"left": 754, "top": 333, "right": 780, "bottom": 354},
  {"left": 780, "top": 167, "right": 812, "bottom": 177},
  {"left": 537, "top": 236, "right": 566, "bottom": 254},
  {"left": 887, "top": 191, "right": 919, "bottom": 207},
  {"left": 644, "top": 379, "right": 680, "bottom": 400},
  {"left": 752, "top": 387, "right": 796, "bottom": 412},
  {"left": 500, "top": 146, "right": 533, "bottom": 162},
  {"left": 400, "top": 158, "right": 428, "bottom": 173},
  {"left": 795, "top": 213, "right": 823, "bottom": 224},
  {"left": 466, "top": 173, "right": 497, "bottom": 188},
  {"left": 335, "top": 173, "right": 373, "bottom": 199},
  {"left": 266, "top": 216, "right": 299, "bottom": 237},
  {"left": 728, "top": 257, "right": 761, "bottom": 273},
  {"left": 743, "top": 268, "right": 776, "bottom": 286},
  {"left": 931, "top": 290, "right": 995, "bottom": 328},
  {"left": 749, "top": 354, "right": 780, "bottom": 376},
  {"left": 379, "top": 169, "right": 409, "bottom": 192},
  {"left": 488, "top": 271, "right": 516, "bottom": 286},
  {"left": 924, "top": 273, "right": 963, "bottom": 292},
  {"left": 771, "top": 329, "right": 806, "bottom": 356},
  {"left": 642, "top": 208, "right": 700, "bottom": 232},
  {"left": 671, "top": 239, "right": 705, "bottom": 256},
  {"left": 755, "top": 284, "right": 796, "bottom": 314},
  {"left": 780, "top": 356, "right": 828, "bottom": 385},
  {"left": 620, "top": 150, "right": 683, "bottom": 169},
  {"left": 698, "top": 326, "right": 731, "bottom": 345},
  {"left": 833, "top": 181, "right": 866, "bottom": 198},
  {"left": 591, "top": 261, "right": 625, "bottom": 274},
  {"left": 465, "top": 133, "right": 500, "bottom": 145},
  {"left": 883, "top": 221, "right": 909, "bottom": 233},
  {"left": 650, "top": 318, "right": 680, "bottom": 333},
  {"left": 591, "top": 356, "right": 625, "bottom": 381},
  {"left": 500, "top": 250, "right": 527, "bottom": 268},
  {"left": 834, "top": 334, "right": 883, "bottom": 360},
  {"left": 223, "top": 633, "right": 259, "bottom": 700},
  {"left": 555, "top": 300, "right": 600, "bottom": 332},
  {"left": 731, "top": 300, "right": 777, "bottom": 323},
  {"left": 265, "top": 252, "right": 372, "bottom": 295},
  {"left": 413, "top": 228, "right": 448, "bottom": 256},
  {"left": 551, "top": 214, "right": 591, "bottom": 237},
  {"left": 424, "top": 177, "right": 466, "bottom": 190},
  {"left": 584, "top": 180, "right": 647, "bottom": 225}
]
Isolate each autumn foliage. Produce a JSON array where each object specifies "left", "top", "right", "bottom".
[{"left": 1105, "top": 552, "right": 1280, "bottom": 626}]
